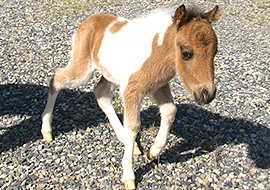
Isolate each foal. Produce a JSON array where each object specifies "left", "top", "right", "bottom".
[{"left": 42, "top": 5, "right": 220, "bottom": 189}]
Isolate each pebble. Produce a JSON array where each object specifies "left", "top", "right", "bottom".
[{"left": 213, "top": 169, "right": 221, "bottom": 175}]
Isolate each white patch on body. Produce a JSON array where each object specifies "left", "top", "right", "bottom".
[
  {"left": 69, "top": 32, "right": 77, "bottom": 58},
  {"left": 97, "top": 10, "right": 173, "bottom": 94}
]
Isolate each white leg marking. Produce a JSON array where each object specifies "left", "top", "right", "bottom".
[
  {"left": 149, "top": 103, "right": 176, "bottom": 158},
  {"left": 122, "top": 97, "right": 141, "bottom": 185},
  {"left": 122, "top": 129, "right": 137, "bottom": 181},
  {"left": 41, "top": 91, "right": 59, "bottom": 134},
  {"left": 148, "top": 84, "right": 177, "bottom": 159}
]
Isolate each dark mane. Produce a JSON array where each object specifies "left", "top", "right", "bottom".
[
  {"left": 185, "top": 7, "right": 204, "bottom": 22},
  {"left": 172, "top": 5, "right": 218, "bottom": 26},
  {"left": 184, "top": 5, "right": 220, "bottom": 24}
]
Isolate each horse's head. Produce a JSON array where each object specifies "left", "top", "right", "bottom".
[{"left": 173, "top": 5, "right": 220, "bottom": 105}]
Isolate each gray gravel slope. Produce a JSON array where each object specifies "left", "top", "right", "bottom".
[{"left": 0, "top": 0, "right": 269, "bottom": 189}]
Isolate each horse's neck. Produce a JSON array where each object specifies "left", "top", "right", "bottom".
[
  {"left": 126, "top": 24, "right": 177, "bottom": 94},
  {"left": 153, "top": 24, "right": 177, "bottom": 79}
]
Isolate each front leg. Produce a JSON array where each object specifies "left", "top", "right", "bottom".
[
  {"left": 122, "top": 88, "right": 142, "bottom": 189},
  {"left": 147, "top": 84, "right": 177, "bottom": 160},
  {"left": 94, "top": 77, "right": 142, "bottom": 156},
  {"left": 122, "top": 122, "right": 139, "bottom": 190}
]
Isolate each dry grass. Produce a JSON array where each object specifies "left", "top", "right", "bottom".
[{"left": 44, "top": 0, "right": 121, "bottom": 16}]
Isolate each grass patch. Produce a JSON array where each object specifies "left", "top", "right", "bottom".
[
  {"left": 248, "top": 1, "right": 270, "bottom": 10},
  {"left": 44, "top": 0, "right": 121, "bottom": 16},
  {"left": 258, "top": 5, "right": 270, "bottom": 9},
  {"left": 257, "top": 16, "right": 270, "bottom": 25},
  {"left": 44, "top": 0, "right": 94, "bottom": 16},
  {"left": 113, "top": 94, "right": 123, "bottom": 114},
  {"left": 243, "top": 14, "right": 255, "bottom": 21},
  {"left": 257, "top": 0, "right": 270, "bottom": 9},
  {"left": 243, "top": 14, "right": 270, "bottom": 26}
]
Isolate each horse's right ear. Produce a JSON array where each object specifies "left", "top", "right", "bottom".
[
  {"left": 173, "top": 5, "right": 188, "bottom": 30},
  {"left": 201, "top": 6, "right": 220, "bottom": 23}
]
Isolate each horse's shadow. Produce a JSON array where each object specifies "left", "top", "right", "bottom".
[
  {"left": 1, "top": 83, "right": 269, "bottom": 175},
  {"left": 0, "top": 83, "right": 105, "bottom": 152},
  {"left": 136, "top": 103, "right": 270, "bottom": 183}
]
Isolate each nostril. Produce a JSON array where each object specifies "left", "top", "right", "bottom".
[
  {"left": 201, "top": 89, "right": 209, "bottom": 102},
  {"left": 194, "top": 88, "right": 216, "bottom": 105},
  {"left": 200, "top": 88, "right": 216, "bottom": 104}
]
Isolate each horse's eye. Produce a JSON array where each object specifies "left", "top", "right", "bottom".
[{"left": 181, "top": 51, "right": 193, "bottom": 60}]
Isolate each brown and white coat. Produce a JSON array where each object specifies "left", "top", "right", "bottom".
[{"left": 42, "top": 5, "right": 220, "bottom": 189}]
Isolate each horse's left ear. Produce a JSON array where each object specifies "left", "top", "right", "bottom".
[
  {"left": 173, "top": 5, "right": 188, "bottom": 30},
  {"left": 202, "top": 6, "right": 220, "bottom": 23}
]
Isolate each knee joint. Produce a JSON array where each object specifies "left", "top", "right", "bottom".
[
  {"left": 125, "top": 120, "right": 140, "bottom": 132},
  {"left": 160, "top": 103, "right": 177, "bottom": 122}
]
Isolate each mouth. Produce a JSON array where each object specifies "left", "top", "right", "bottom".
[{"left": 193, "top": 88, "right": 216, "bottom": 105}]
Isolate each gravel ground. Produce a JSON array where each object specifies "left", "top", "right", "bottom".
[{"left": 0, "top": 0, "right": 269, "bottom": 189}]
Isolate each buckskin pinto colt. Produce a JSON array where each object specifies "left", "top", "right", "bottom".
[{"left": 41, "top": 5, "right": 220, "bottom": 189}]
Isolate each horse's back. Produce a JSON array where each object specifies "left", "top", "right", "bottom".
[{"left": 71, "top": 14, "right": 118, "bottom": 62}]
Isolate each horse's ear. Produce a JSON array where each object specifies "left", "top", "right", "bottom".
[
  {"left": 173, "top": 5, "right": 188, "bottom": 30},
  {"left": 202, "top": 6, "right": 220, "bottom": 23}
]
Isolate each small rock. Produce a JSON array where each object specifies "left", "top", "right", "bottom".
[{"left": 213, "top": 169, "right": 220, "bottom": 175}]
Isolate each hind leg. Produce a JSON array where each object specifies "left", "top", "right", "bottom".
[
  {"left": 41, "top": 82, "right": 59, "bottom": 141},
  {"left": 41, "top": 59, "right": 94, "bottom": 141},
  {"left": 94, "top": 77, "right": 141, "bottom": 156}
]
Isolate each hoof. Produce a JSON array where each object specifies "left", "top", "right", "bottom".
[
  {"left": 133, "top": 146, "right": 142, "bottom": 156},
  {"left": 42, "top": 132, "right": 53, "bottom": 142},
  {"left": 124, "top": 179, "right": 136, "bottom": 190},
  {"left": 147, "top": 149, "right": 155, "bottom": 160}
]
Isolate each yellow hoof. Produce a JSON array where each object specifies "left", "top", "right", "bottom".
[
  {"left": 42, "top": 132, "right": 53, "bottom": 141},
  {"left": 124, "top": 179, "right": 136, "bottom": 190},
  {"left": 147, "top": 149, "right": 155, "bottom": 160},
  {"left": 133, "top": 146, "right": 142, "bottom": 156}
]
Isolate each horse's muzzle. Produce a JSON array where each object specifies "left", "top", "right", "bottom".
[{"left": 193, "top": 87, "right": 216, "bottom": 105}]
